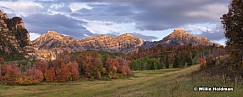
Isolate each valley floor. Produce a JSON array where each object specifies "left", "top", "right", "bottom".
[{"left": 0, "top": 65, "right": 242, "bottom": 97}]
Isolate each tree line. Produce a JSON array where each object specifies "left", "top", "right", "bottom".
[
  {"left": 0, "top": 51, "right": 131, "bottom": 85},
  {"left": 129, "top": 45, "right": 225, "bottom": 70}
]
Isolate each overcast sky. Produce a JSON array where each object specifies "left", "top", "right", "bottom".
[{"left": 0, "top": 0, "right": 230, "bottom": 45}]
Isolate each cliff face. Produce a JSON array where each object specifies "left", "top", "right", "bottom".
[
  {"left": 0, "top": 10, "right": 30, "bottom": 54},
  {"left": 32, "top": 31, "right": 144, "bottom": 53}
]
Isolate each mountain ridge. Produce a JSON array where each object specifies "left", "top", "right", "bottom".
[
  {"left": 33, "top": 28, "right": 220, "bottom": 53},
  {"left": 32, "top": 31, "right": 144, "bottom": 53}
]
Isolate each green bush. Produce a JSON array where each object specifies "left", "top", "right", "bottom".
[{"left": 130, "top": 57, "right": 161, "bottom": 70}]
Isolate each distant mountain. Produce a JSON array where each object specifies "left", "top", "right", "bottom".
[
  {"left": 32, "top": 31, "right": 144, "bottom": 53},
  {"left": 0, "top": 10, "right": 31, "bottom": 55},
  {"left": 159, "top": 28, "right": 218, "bottom": 46}
]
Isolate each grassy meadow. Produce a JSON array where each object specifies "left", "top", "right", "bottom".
[{"left": 0, "top": 65, "right": 242, "bottom": 97}]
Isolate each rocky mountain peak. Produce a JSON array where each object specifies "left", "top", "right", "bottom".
[
  {"left": 158, "top": 28, "right": 216, "bottom": 46},
  {"left": 170, "top": 28, "right": 190, "bottom": 36},
  {"left": 119, "top": 33, "right": 133, "bottom": 37},
  {"left": 174, "top": 28, "right": 184, "bottom": 32},
  {"left": 39, "top": 31, "right": 70, "bottom": 41},
  {"left": 45, "top": 31, "right": 61, "bottom": 36},
  {"left": 96, "top": 34, "right": 111, "bottom": 38}
]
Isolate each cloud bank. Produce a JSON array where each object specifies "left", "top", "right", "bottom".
[{"left": 0, "top": 0, "right": 230, "bottom": 44}]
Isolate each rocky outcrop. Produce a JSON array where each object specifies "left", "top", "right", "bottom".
[
  {"left": 32, "top": 31, "right": 144, "bottom": 54},
  {"left": 0, "top": 10, "right": 30, "bottom": 54}
]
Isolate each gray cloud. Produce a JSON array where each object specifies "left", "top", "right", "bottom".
[
  {"left": 132, "top": 0, "right": 229, "bottom": 30},
  {"left": 0, "top": 0, "right": 230, "bottom": 42},
  {"left": 195, "top": 31, "right": 225, "bottom": 41},
  {"left": 23, "top": 13, "right": 92, "bottom": 38},
  {"left": 70, "top": 3, "right": 134, "bottom": 22},
  {"left": 129, "top": 33, "right": 158, "bottom": 41},
  {"left": 74, "top": 0, "right": 229, "bottom": 30},
  {"left": 194, "top": 24, "right": 225, "bottom": 41}
]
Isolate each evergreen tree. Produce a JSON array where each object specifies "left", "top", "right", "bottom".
[
  {"left": 165, "top": 56, "right": 170, "bottom": 68},
  {"left": 173, "top": 57, "right": 179, "bottom": 68},
  {"left": 185, "top": 57, "right": 193, "bottom": 66}
]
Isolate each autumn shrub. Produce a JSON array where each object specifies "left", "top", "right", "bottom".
[
  {"left": 106, "top": 57, "right": 119, "bottom": 79},
  {"left": 14, "top": 67, "right": 44, "bottom": 85},
  {"left": 55, "top": 63, "right": 71, "bottom": 82},
  {"left": 115, "top": 57, "right": 132, "bottom": 76},
  {"left": 121, "top": 65, "right": 132, "bottom": 76},
  {"left": 198, "top": 58, "right": 206, "bottom": 69},
  {"left": 0, "top": 62, "right": 45, "bottom": 85},
  {"left": 44, "top": 67, "right": 55, "bottom": 82},
  {"left": 15, "top": 76, "right": 32, "bottom": 85},
  {"left": 106, "top": 57, "right": 132, "bottom": 79},
  {"left": 26, "top": 68, "right": 44, "bottom": 84},
  {"left": 67, "top": 61, "right": 80, "bottom": 81},
  {"left": 5, "top": 64, "right": 21, "bottom": 84},
  {"left": 44, "top": 61, "right": 79, "bottom": 82},
  {"left": 77, "top": 52, "right": 104, "bottom": 79}
]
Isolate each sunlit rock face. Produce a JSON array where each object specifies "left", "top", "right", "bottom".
[
  {"left": 32, "top": 31, "right": 144, "bottom": 54},
  {"left": 159, "top": 28, "right": 217, "bottom": 46},
  {"left": 0, "top": 10, "right": 31, "bottom": 54}
]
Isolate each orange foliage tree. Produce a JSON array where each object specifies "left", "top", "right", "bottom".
[
  {"left": 67, "top": 61, "right": 80, "bottom": 81},
  {"left": 26, "top": 68, "right": 44, "bottom": 84},
  {"left": 16, "top": 67, "right": 44, "bottom": 85},
  {"left": 55, "top": 63, "right": 71, "bottom": 82},
  {"left": 106, "top": 57, "right": 132, "bottom": 79},
  {"left": 106, "top": 57, "right": 119, "bottom": 78},
  {"left": 5, "top": 64, "right": 21, "bottom": 84},
  {"left": 198, "top": 58, "right": 206, "bottom": 69},
  {"left": 45, "top": 67, "right": 55, "bottom": 82},
  {"left": 77, "top": 52, "right": 104, "bottom": 79}
]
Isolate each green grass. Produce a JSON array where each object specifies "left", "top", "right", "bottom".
[{"left": 0, "top": 65, "right": 242, "bottom": 97}]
